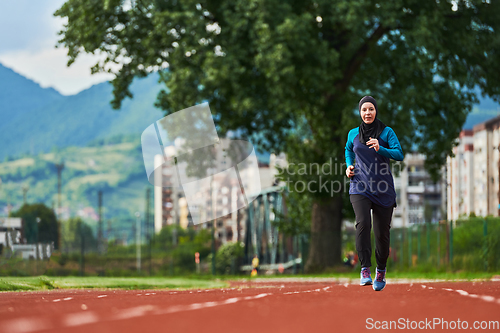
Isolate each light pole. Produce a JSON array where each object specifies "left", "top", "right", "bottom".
[
  {"left": 135, "top": 212, "right": 141, "bottom": 273},
  {"left": 55, "top": 162, "right": 64, "bottom": 219},
  {"left": 22, "top": 184, "right": 29, "bottom": 205},
  {"left": 36, "top": 217, "right": 41, "bottom": 260}
]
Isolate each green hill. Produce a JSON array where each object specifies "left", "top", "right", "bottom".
[
  {"left": 0, "top": 64, "right": 64, "bottom": 133},
  {"left": 0, "top": 135, "right": 150, "bottom": 241},
  {"left": 0, "top": 63, "right": 165, "bottom": 160}
]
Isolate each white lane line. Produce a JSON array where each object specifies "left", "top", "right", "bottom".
[
  {"left": 63, "top": 297, "right": 73, "bottom": 301},
  {"left": 438, "top": 287, "right": 500, "bottom": 306},
  {"left": 63, "top": 312, "right": 99, "bottom": 327},
  {"left": 1, "top": 317, "right": 52, "bottom": 333},
  {"left": 481, "top": 295, "right": 495, "bottom": 302},
  {"left": 3, "top": 286, "right": 335, "bottom": 332},
  {"left": 113, "top": 305, "right": 157, "bottom": 320},
  {"left": 154, "top": 293, "right": 272, "bottom": 315},
  {"left": 52, "top": 299, "right": 61, "bottom": 303}
]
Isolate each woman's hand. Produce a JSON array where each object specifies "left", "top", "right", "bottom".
[
  {"left": 346, "top": 165, "right": 355, "bottom": 178},
  {"left": 367, "top": 137, "right": 380, "bottom": 151}
]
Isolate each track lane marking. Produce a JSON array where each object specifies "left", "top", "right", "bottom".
[{"left": 439, "top": 286, "right": 500, "bottom": 305}]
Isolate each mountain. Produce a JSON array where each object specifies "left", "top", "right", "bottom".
[
  {"left": 2, "top": 62, "right": 499, "bottom": 160},
  {"left": 0, "top": 64, "right": 64, "bottom": 133},
  {"left": 0, "top": 63, "right": 165, "bottom": 160},
  {"left": 0, "top": 137, "right": 147, "bottom": 238}
]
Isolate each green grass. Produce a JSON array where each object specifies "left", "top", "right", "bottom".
[
  {"left": 1, "top": 271, "right": 498, "bottom": 292},
  {"left": 0, "top": 276, "right": 228, "bottom": 292}
]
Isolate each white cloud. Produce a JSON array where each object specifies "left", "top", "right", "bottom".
[
  {"left": 0, "top": 0, "right": 117, "bottom": 95},
  {"left": 0, "top": 47, "right": 114, "bottom": 95}
]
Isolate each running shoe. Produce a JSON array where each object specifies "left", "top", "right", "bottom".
[
  {"left": 373, "top": 268, "right": 386, "bottom": 291},
  {"left": 360, "top": 267, "right": 372, "bottom": 286}
]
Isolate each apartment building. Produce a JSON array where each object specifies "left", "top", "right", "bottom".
[
  {"left": 153, "top": 139, "right": 277, "bottom": 243},
  {"left": 447, "top": 115, "right": 500, "bottom": 219},
  {"left": 393, "top": 153, "right": 446, "bottom": 228},
  {"left": 447, "top": 130, "right": 474, "bottom": 220}
]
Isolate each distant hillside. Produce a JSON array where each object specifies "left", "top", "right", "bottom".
[
  {"left": 0, "top": 64, "right": 64, "bottom": 133},
  {"left": 0, "top": 136, "right": 148, "bottom": 238},
  {"left": 0, "top": 63, "right": 165, "bottom": 160},
  {"left": 2, "top": 62, "right": 500, "bottom": 160}
]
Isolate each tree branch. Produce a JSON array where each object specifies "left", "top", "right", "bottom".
[{"left": 334, "top": 24, "right": 391, "bottom": 93}]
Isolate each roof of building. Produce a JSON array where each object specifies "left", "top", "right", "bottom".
[{"left": 473, "top": 114, "right": 500, "bottom": 132}]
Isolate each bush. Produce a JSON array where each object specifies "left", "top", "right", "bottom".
[{"left": 207, "top": 242, "right": 244, "bottom": 275}]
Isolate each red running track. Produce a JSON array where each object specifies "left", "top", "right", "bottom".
[{"left": 0, "top": 280, "right": 499, "bottom": 333}]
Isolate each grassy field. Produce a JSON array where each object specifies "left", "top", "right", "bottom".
[
  {"left": 0, "top": 276, "right": 228, "bottom": 292},
  {"left": 1, "top": 271, "right": 498, "bottom": 292}
]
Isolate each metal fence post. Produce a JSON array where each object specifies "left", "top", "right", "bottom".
[
  {"left": 401, "top": 228, "right": 404, "bottom": 270},
  {"left": 437, "top": 223, "right": 440, "bottom": 267},
  {"left": 483, "top": 218, "right": 488, "bottom": 271},
  {"left": 408, "top": 225, "right": 412, "bottom": 268},
  {"left": 449, "top": 220, "right": 453, "bottom": 265},
  {"left": 417, "top": 224, "right": 421, "bottom": 263},
  {"left": 426, "top": 223, "right": 430, "bottom": 262}
]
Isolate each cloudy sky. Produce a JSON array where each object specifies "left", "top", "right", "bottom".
[{"left": 0, "top": 0, "right": 114, "bottom": 95}]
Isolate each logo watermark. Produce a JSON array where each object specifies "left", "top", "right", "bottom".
[
  {"left": 140, "top": 103, "right": 262, "bottom": 224},
  {"left": 366, "top": 317, "right": 499, "bottom": 330},
  {"left": 275, "top": 158, "right": 403, "bottom": 196}
]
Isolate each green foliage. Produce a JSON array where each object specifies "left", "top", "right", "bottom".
[
  {"left": 483, "top": 235, "right": 500, "bottom": 272},
  {"left": 55, "top": 0, "right": 500, "bottom": 181},
  {"left": 54, "top": 0, "right": 500, "bottom": 268},
  {"left": 385, "top": 217, "right": 500, "bottom": 273},
  {"left": 152, "top": 225, "right": 212, "bottom": 273},
  {"left": 208, "top": 241, "right": 244, "bottom": 275},
  {"left": 60, "top": 217, "right": 97, "bottom": 253},
  {"left": 454, "top": 218, "right": 485, "bottom": 256},
  {"left": 10, "top": 203, "right": 60, "bottom": 248},
  {"left": 273, "top": 189, "right": 311, "bottom": 236}
]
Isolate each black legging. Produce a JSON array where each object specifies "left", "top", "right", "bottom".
[{"left": 350, "top": 194, "right": 394, "bottom": 270}]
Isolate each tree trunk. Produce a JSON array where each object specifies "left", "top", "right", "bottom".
[{"left": 305, "top": 195, "right": 343, "bottom": 273}]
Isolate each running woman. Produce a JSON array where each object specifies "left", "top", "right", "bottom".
[{"left": 344, "top": 96, "right": 404, "bottom": 291}]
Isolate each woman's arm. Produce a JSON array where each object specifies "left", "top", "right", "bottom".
[
  {"left": 376, "top": 127, "right": 404, "bottom": 161},
  {"left": 345, "top": 129, "right": 356, "bottom": 166}
]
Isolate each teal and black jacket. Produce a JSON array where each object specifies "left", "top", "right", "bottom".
[{"left": 345, "top": 126, "right": 404, "bottom": 207}]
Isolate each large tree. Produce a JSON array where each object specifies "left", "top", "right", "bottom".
[
  {"left": 55, "top": 0, "right": 500, "bottom": 271},
  {"left": 11, "top": 203, "right": 60, "bottom": 249}
]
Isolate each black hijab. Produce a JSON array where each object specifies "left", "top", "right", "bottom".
[{"left": 358, "top": 96, "right": 386, "bottom": 145}]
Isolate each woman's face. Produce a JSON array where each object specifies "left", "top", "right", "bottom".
[{"left": 360, "top": 102, "right": 376, "bottom": 124}]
